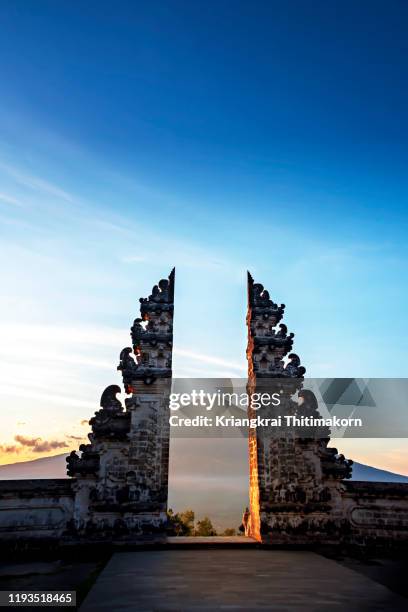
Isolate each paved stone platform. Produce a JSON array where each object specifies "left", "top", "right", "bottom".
[
  {"left": 166, "top": 535, "right": 258, "bottom": 546},
  {"left": 80, "top": 549, "right": 407, "bottom": 611}
]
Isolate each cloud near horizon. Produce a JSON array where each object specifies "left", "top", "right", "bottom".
[
  {"left": 67, "top": 434, "right": 86, "bottom": 441},
  {"left": 13, "top": 435, "right": 68, "bottom": 453},
  {"left": 0, "top": 444, "right": 21, "bottom": 454}
]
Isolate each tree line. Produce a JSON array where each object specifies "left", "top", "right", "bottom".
[{"left": 167, "top": 509, "right": 237, "bottom": 537}]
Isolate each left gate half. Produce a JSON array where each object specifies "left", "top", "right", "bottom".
[{"left": 67, "top": 268, "right": 175, "bottom": 540}]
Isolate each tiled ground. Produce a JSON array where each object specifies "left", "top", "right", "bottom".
[{"left": 80, "top": 549, "right": 407, "bottom": 611}]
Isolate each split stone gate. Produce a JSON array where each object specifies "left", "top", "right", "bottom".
[{"left": 0, "top": 269, "right": 407, "bottom": 549}]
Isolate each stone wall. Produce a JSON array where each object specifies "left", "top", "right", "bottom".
[
  {"left": 342, "top": 481, "right": 408, "bottom": 548},
  {"left": 0, "top": 479, "right": 74, "bottom": 542}
]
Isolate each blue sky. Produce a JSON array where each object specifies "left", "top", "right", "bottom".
[{"left": 0, "top": 1, "right": 407, "bottom": 475}]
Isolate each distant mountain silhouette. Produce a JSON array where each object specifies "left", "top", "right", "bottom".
[
  {"left": 351, "top": 461, "right": 408, "bottom": 483},
  {"left": 0, "top": 453, "right": 406, "bottom": 483},
  {"left": 0, "top": 453, "right": 68, "bottom": 479}
]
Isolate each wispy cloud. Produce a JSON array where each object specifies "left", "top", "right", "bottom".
[
  {"left": 121, "top": 255, "right": 146, "bottom": 264},
  {"left": 0, "top": 323, "right": 123, "bottom": 349},
  {"left": 174, "top": 348, "right": 245, "bottom": 374},
  {"left": 0, "top": 161, "right": 74, "bottom": 203},
  {"left": 0, "top": 388, "right": 96, "bottom": 410},
  {"left": 0, "top": 192, "right": 23, "bottom": 206},
  {"left": 0, "top": 323, "right": 244, "bottom": 373}
]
